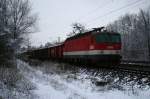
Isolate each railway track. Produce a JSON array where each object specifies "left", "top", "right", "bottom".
[
  {"left": 23, "top": 57, "right": 150, "bottom": 75},
  {"left": 118, "top": 61, "right": 150, "bottom": 73}
]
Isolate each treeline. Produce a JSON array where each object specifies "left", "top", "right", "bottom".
[
  {"left": 0, "top": 0, "right": 37, "bottom": 66},
  {"left": 107, "top": 7, "right": 150, "bottom": 61}
]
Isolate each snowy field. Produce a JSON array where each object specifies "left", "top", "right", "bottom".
[{"left": 17, "top": 60, "right": 150, "bottom": 99}]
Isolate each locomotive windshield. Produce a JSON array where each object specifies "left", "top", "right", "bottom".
[{"left": 95, "top": 33, "right": 121, "bottom": 43}]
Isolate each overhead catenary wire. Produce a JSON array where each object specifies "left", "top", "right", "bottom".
[
  {"left": 82, "top": 0, "right": 145, "bottom": 27},
  {"left": 76, "top": 0, "right": 113, "bottom": 22}
]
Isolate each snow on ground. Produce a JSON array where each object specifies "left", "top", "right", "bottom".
[
  {"left": 0, "top": 66, "right": 36, "bottom": 99},
  {"left": 17, "top": 60, "right": 150, "bottom": 99}
]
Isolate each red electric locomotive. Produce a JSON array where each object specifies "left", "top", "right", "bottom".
[{"left": 63, "top": 27, "right": 121, "bottom": 64}]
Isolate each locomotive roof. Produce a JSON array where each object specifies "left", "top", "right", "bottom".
[
  {"left": 66, "top": 31, "right": 120, "bottom": 41},
  {"left": 65, "top": 27, "right": 121, "bottom": 41},
  {"left": 66, "top": 31, "right": 92, "bottom": 41}
]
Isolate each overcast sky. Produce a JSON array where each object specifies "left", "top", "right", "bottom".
[{"left": 30, "top": 0, "right": 150, "bottom": 46}]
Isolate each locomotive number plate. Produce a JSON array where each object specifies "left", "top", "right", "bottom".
[
  {"left": 90, "top": 45, "right": 94, "bottom": 49},
  {"left": 107, "top": 46, "right": 114, "bottom": 49}
]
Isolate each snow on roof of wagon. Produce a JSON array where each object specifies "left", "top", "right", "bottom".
[
  {"left": 27, "top": 42, "right": 64, "bottom": 52},
  {"left": 47, "top": 42, "right": 64, "bottom": 48}
]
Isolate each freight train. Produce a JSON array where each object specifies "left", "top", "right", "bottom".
[{"left": 25, "top": 27, "right": 121, "bottom": 65}]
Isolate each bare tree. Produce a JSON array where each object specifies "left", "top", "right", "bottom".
[
  {"left": 72, "top": 22, "right": 85, "bottom": 34},
  {"left": 0, "top": 0, "right": 37, "bottom": 65},
  {"left": 106, "top": 7, "right": 150, "bottom": 61},
  {"left": 139, "top": 9, "right": 150, "bottom": 60},
  {"left": 67, "top": 22, "right": 86, "bottom": 37},
  {"left": 8, "top": 0, "right": 37, "bottom": 52}
]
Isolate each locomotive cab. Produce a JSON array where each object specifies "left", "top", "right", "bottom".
[
  {"left": 90, "top": 32, "right": 122, "bottom": 63},
  {"left": 94, "top": 33, "right": 121, "bottom": 44}
]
